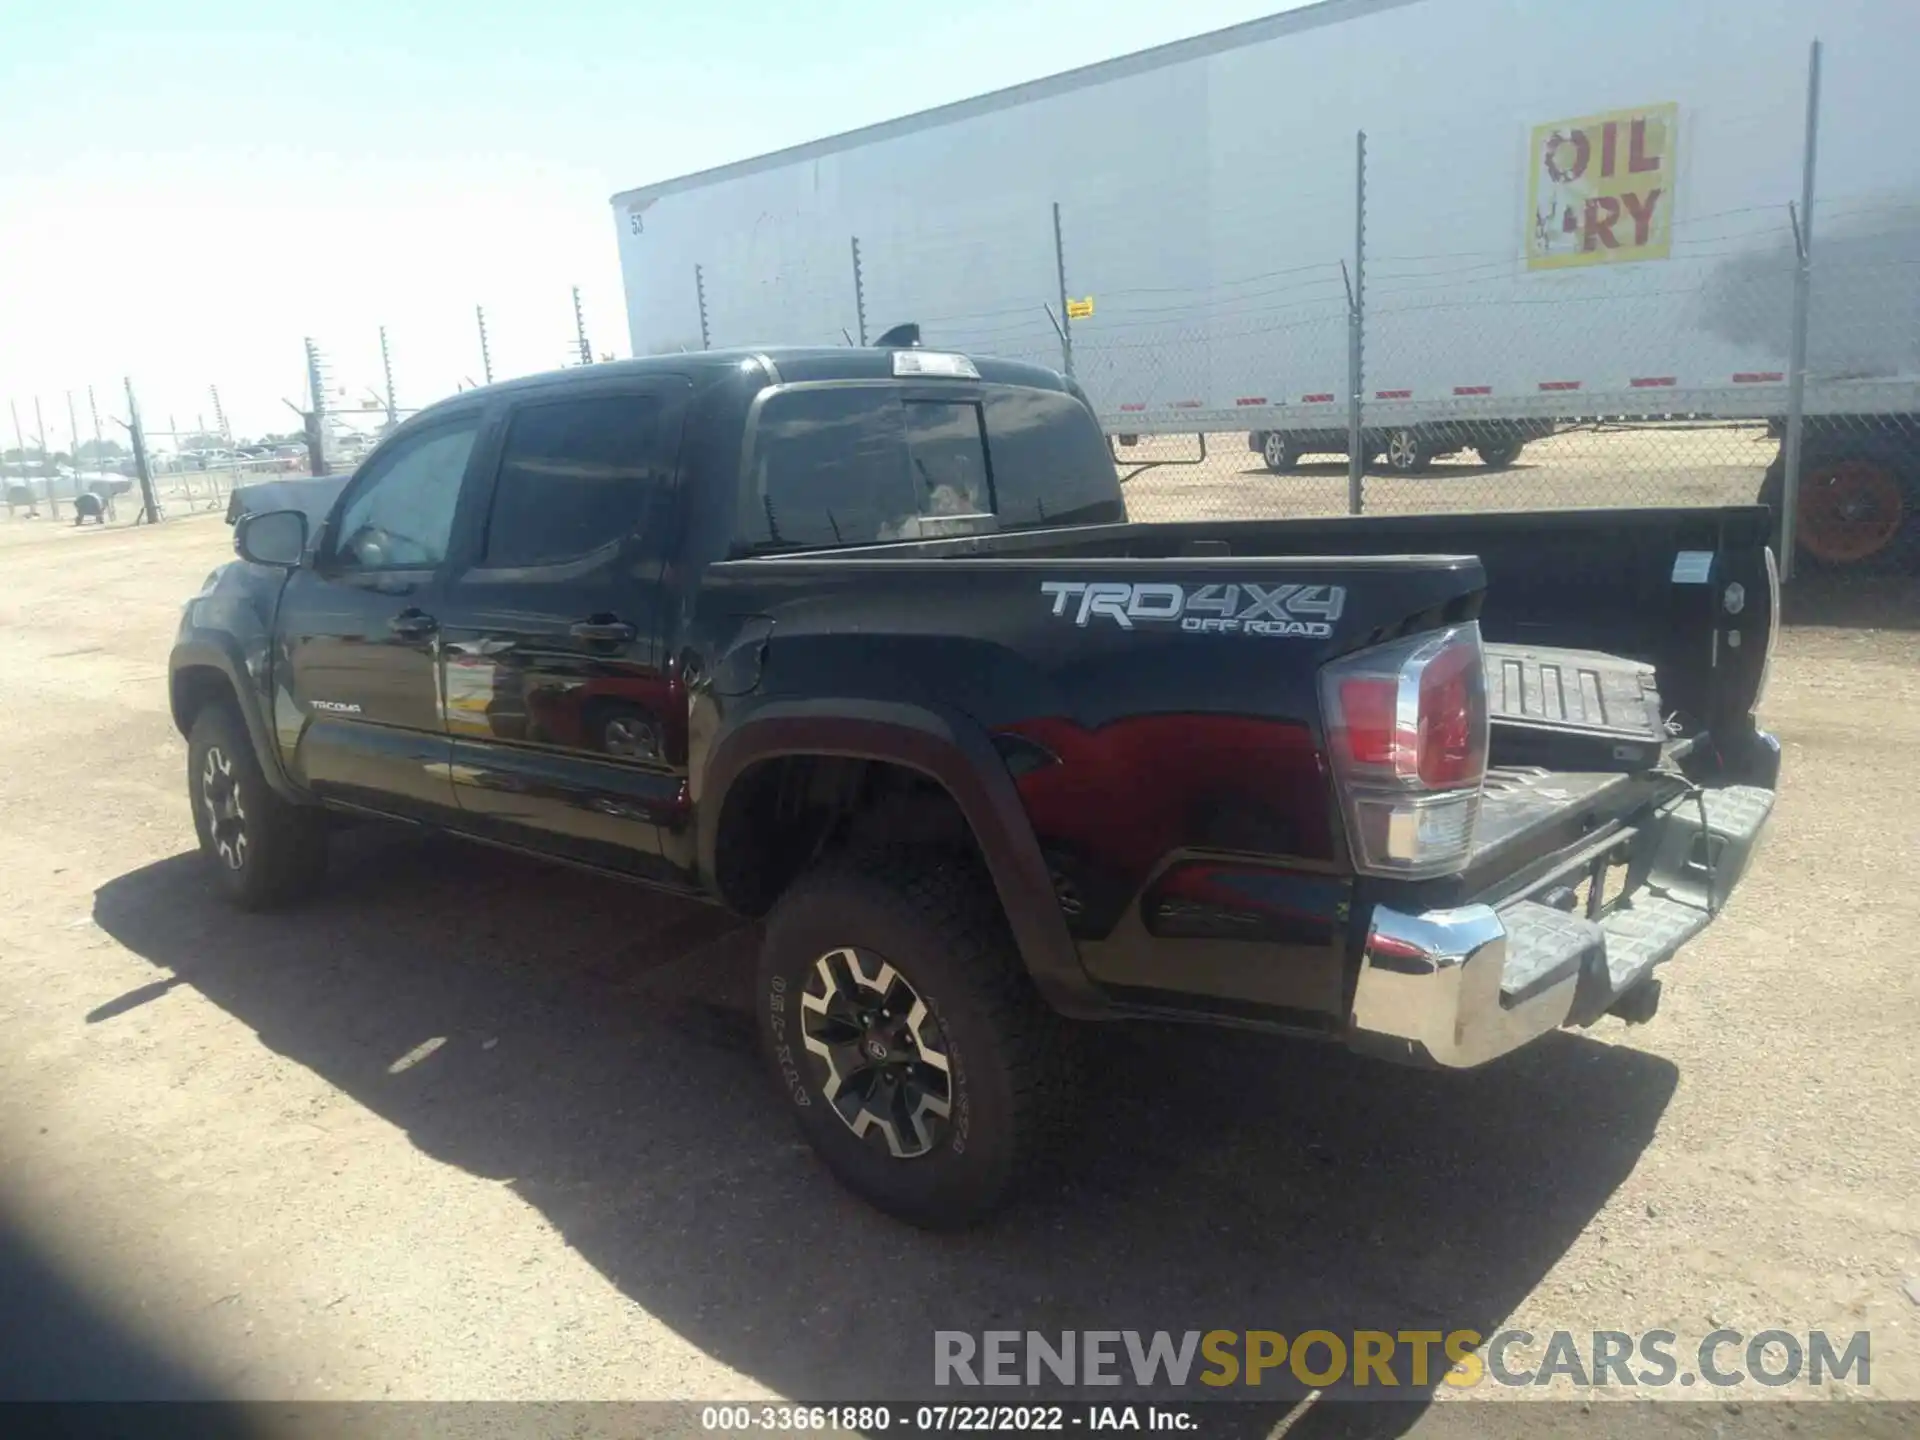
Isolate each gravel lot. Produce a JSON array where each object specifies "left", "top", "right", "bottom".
[
  {"left": 0, "top": 491, "right": 1915, "bottom": 1431},
  {"left": 1121, "top": 423, "right": 1774, "bottom": 522}
]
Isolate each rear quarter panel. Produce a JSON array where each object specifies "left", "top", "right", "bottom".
[{"left": 693, "top": 553, "right": 1483, "bottom": 1020}]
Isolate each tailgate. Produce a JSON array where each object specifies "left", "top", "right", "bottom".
[{"left": 1484, "top": 643, "right": 1667, "bottom": 770}]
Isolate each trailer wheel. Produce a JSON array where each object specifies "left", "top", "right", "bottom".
[
  {"left": 1260, "top": 431, "right": 1297, "bottom": 474},
  {"left": 1761, "top": 454, "right": 1910, "bottom": 568},
  {"left": 1384, "top": 428, "right": 1433, "bottom": 474},
  {"left": 1475, "top": 438, "right": 1523, "bottom": 470}
]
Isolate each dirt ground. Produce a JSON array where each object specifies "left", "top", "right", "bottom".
[
  {"left": 1120, "top": 423, "right": 1777, "bottom": 523},
  {"left": 0, "top": 497, "right": 1916, "bottom": 1430}
]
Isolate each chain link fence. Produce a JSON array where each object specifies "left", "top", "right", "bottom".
[
  {"left": 2, "top": 284, "right": 608, "bottom": 533},
  {"left": 662, "top": 44, "right": 1916, "bottom": 583}
]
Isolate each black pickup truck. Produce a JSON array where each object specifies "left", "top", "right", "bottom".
[{"left": 170, "top": 345, "right": 1781, "bottom": 1226}]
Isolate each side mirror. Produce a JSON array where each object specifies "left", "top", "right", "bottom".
[{"left": 234, "top": 508, "right": 309, "bottom": 568}]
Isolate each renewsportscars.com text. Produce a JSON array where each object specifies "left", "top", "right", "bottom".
[{"left": 933, "top": 1329, "right": 1870, "bottom": 1391}]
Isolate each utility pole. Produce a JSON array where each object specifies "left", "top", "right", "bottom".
[
  {"left": 380, "top": 325, "right": 398, "bottom": 428},
  {"left": 210, "top": 385, "right": 230, "bottom": 441},
  {"left": 475, "top": 305, "right": 494, "bottom": 384},
  {"left": 572, "top": 286, "right": 592, "bottom": 366},
  {"left": 87, "top": 386, "right": 104, "bottom": 464}
]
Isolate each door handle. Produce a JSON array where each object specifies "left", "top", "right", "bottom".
[
  {"left": 569, "top": 617, "right": 637, "bottom": 643},
  {"left": 389, "top": 608, "right": 438, "bottom": 639}
]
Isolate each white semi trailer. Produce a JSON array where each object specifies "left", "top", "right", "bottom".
[{"left": 613, "top": 0, "right": 1920, "bottom": 567}]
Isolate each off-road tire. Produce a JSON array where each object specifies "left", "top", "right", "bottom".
[
  {"left": 757, "top": 850, "right": 1075, "bottom": 1228},
  {"left": 187, "top": 702, "right": 327, "bottom": 910}
]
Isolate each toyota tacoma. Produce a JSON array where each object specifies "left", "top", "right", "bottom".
[{"left": 169, "top": 344, "right": 1781, "bottom": 1226}]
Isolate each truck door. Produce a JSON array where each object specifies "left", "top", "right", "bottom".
[
  {"left": 433, "top": 380, "right": 691, "bottom": 883},
  {"left": 275, "top": 411, "right": 483, "bottom": 820}
]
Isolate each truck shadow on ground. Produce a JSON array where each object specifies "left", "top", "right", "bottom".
[{"left": 93, "top": 828, "right": 1679, "bottom": 1436}]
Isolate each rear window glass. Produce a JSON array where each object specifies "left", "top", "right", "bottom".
[
  {"left": 749, "top": 388, "right": 915, "bottom": 550},
  {"left": 903, "top": 401, "right": 991, "bottom": 520},
  {"left": 743, "top": 382, "right": 1122, "bottom": 552}
]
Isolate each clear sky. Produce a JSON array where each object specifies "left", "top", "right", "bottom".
[{"left": 0, "top": 0, "right": 1306, "bottom": 446}]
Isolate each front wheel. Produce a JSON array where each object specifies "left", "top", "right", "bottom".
[
  {"left": 757, "top": 853, "right": 1073, "bottom": 1228},
  {"left": 1259, "top": 431, "right": 1297, "bottom": 474},
  {"left": 187, "top": 702, "right": 327, "bottom": 909}
]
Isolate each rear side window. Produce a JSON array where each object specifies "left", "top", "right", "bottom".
[
  {"left": 983, "top": 389, "right": 1125, "bottom": 529},
  {"left": 483, "top": 395, "right": 668, "bottom": 567}
]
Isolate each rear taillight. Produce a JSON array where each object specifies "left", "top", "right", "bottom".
[{"left": 1320, "top": 623, "right": 1489, "bottom": 878}]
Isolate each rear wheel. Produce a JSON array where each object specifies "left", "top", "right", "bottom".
[
  {"left": 1260, "top": 431, "right": 1297, "bottom": 474},
  {"left": 757, "top": 852, "right": 1073, "bottom": 1228},
  {"left": 187, "top": 702, "right": 327, "bottom": 910},
  {"left": 1475, "top": 438, "right": 1523, "bottom": 469},
  {"left": 1384, "top": 428, "right": 1434, "bottom": 474}
]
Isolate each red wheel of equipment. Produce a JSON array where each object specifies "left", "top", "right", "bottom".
[{"left": 1796, "top": 459, "right": 1905, "bottom": 566}]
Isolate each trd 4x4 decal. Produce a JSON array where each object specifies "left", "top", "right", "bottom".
[{"left": 1040, "top": 581, "right": 1345, "bottom": 638}]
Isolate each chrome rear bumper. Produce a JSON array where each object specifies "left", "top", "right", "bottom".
[{"left": 1347, "top": 775, "right": 1776, "bottom": 1068}]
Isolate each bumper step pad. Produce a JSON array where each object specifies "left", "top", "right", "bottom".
[{"left": 1497, "top": 783, "right": 1776, "bottom": 1027}]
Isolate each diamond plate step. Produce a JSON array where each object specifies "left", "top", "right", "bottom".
[
  {"left": 1498, "top": 900, "right": 1603, "bottom": 1006},
  {"left": 1600, "top": 893, "right": 1711, "bottom": 994}
]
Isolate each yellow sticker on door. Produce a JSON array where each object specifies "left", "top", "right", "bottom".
[{"left": 1528, "top": 103, "right": 1677, "bottom": 270}]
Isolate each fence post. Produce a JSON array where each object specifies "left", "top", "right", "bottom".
[
  {"left": 475, "top": 306, "right": 494, "bottom": 385},
  {"left": 10, "top": 400, "right": 28, "bottom": 512},
  {"left": 695, "top": 265, "right": 712, "bottom": 351},
  {"left": 572, "top": 286, "right": 592, "bottom": 365},
  {"left": 1347, "top": 130, "right": 1368, "bottom": 517},
  {"left": 66, "top": 391, "right": 86, "bottom": 515},
  {"left": 850, "top": 237, "right": 869, "bottom": 347},
  {"left": 124, "top": 378, "right": 159, "bottom": 525},
  {"left": 1051, "top": 201, "right": 1075, "bottom": 377},
  {"left": 1779, "top": 38, "right": 1823, "bottom": 583},
  {"left": 304, "top": 337, "right": 332, "bottom": 477},
  {"left": 35, "top": 397, "right": 59, "bottom": 519},
  {"left": 380, "top": 325, "right": 398, "bottom": 427}
]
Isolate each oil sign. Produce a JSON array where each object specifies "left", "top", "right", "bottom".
[{"left": 1528, "top": 103, "right": 1678, "bottom": 270}]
